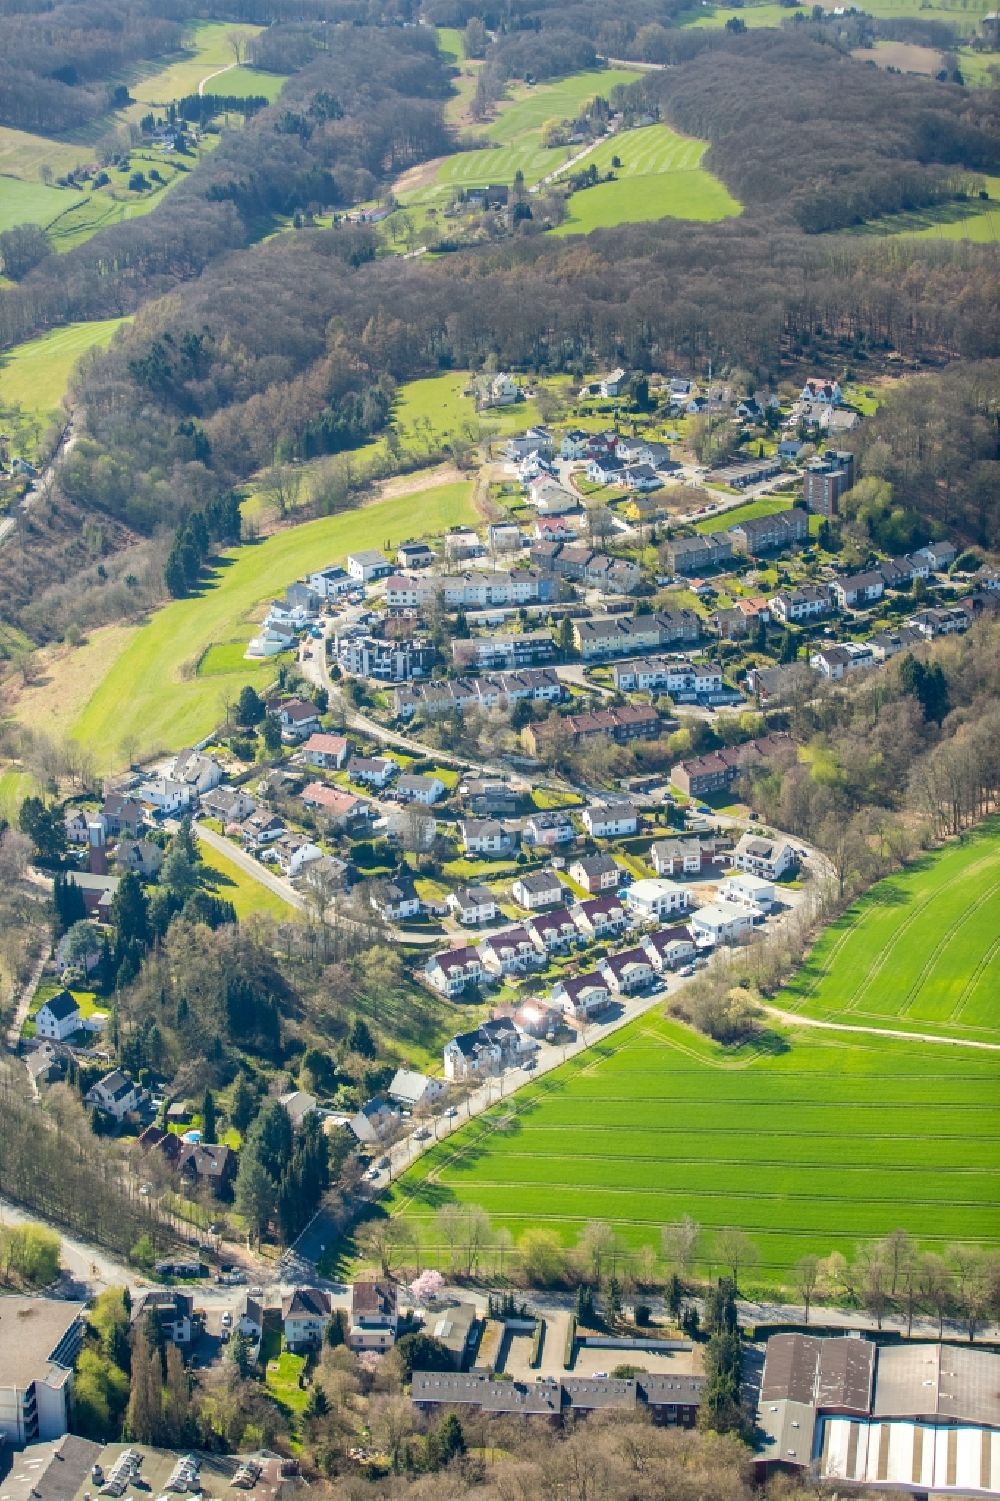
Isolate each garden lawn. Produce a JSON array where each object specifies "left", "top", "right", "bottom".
[
  {"left": 388, "top": 1013, "right": 1000, "bottom": 1283},
  {"left": 70, "top": 482, "right": 476, "bottom": 767},
  {"left": 694, "top": 496, "right": 792, "bottom": 533},
  {"left": 778, "top": 819, "right": 1000, "bottom": 1046},
  {"left": 198, "top": 843, "right": 298, "bottom": 923},
  {"left": 552, "top": 125, "right": 740, "bottom": 236},
  {"left": 0, "top": 318, "right": 130, "bottom": 428}
]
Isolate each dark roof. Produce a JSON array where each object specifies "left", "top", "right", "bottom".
[
  {"left": 352, "top": 1280, "right": 397, "bottom": 1319},
  {"left": 761, "top": 1333, "right": 872, "bottom": 1413},
  {"left": 0, "top": 1435, "right": 102, "bottom": 1501},
  {"left": 38, "top": 988, "right": 79, "bottom": 1021},
  {"left": 282, "top": 1287, "right": 330, "bottom": 1320}
]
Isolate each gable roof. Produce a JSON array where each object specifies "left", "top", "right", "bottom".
[
  {"left": 282, "top": 1287, "right": 331, "bottom": 1320},
  {"left": 38, "top": 988, "right": 80, "bottom": 1022}
]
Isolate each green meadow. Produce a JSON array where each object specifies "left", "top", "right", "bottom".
[
  {"left": 198, "top": 841, "right": 297, "bottom": 923},
  {"left": 846, "top": 176, "right": 1000, "bottom": 243},
  {"left": 695, "top": 497, "right": 792, "bottom": 533},
  {"left": 778, "top": 820, "right": 1000, "bottom": 1046},
  {"left": 683, "top": 0, "right": 994, "bottom": 23},
  {"left": 70, "top": 481, "right": 476, "bottom": 766},
  {"left": 552, "top": 125, "right": 740, "bottom": 235},
  {"left": 0, "top": 177, "right": 84, "bottom": 234},
  {"left": 127, "top": 21, "right": 271, "bottom": 110},
  {"left": 0, "top": 318, "right": 130, "bottom": 432},
  {"left": 389, "top": 1013, "right": 1000, "bottom": 1283}
]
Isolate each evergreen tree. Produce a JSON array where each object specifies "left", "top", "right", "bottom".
[
  {"left": 237, "top": 685, "right": 265, "bottom": 726},
  {"left": 234, "top": 1144, "right": 277, "bottom": 1244},
  {"left": 125, "top": 1324, "right": 161, "bottom": 1443},
  {"left": 202, "top": 1088, "right": 217, "bottom": 1143},
  {"left": 110, "top": 873, "right": 150, "bottom": 959},
  {"left": 347, "top": 1016, "right": 376, "bottom": 1059},
  {"left": 262, "top": 715, "right": 283, "bottom": 754},
  {"left": 230, "top": 1071, "right": 256, "bottom": 1132},
  {"left": 163, "top": 1343, "right": 189, "bottom": 1445},
  {"left": 436, "top": 1413, "right": 466, "bottom": 1464}
]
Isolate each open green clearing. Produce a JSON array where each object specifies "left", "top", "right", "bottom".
[
  {"left": 778, "top": 820, "right": 1000, "bottom": 1046},
  {"left": 128, "top": 21, "right": 270, "bottom": 109},
  {"left": 70, "top": 481, "right": 476, "bottom": 766},
  {"left": 695, "top": 497, "right": 792, "bottom": 533},
  {"left": 198, "top": 842, "right": 297, "bottom": 924},
  {"left": 846, "top": 176, "right": 1000, "bottom": 243},
  {"left": 0, "top": 318, "right": 130, "bottom": 430},
  {"left": 552, "top": 125, "right": 740, "bottom": 236},
  {"left": 0, "top": 126, "right": 89, "bottom": 183},
  {"left": 0, "top": 177, "right": 84, "bottom": 234},
  {"left": 389, "top": 1013, "right": 999, "bottom": 1282},
  {"left": 683, "top": 0, "right": 994, "bottom": 23}
]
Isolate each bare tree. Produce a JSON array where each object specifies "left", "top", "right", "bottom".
[
  {"left": 661, "top": 1215, "right": 701, "bottom": 1278},
  {"left": 795, "top": 1254, "right": 820, "bottom": 1323},
  {"left": 714, "top": 1227, "right": 759, "bottom": 1289},
  {"left": 919, "top": 1253, "right": 953, "bottom": 1338},
  {"left": 226, "top": 29, "right": 247, "bottom": 65}
]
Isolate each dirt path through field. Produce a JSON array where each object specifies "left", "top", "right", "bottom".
[{"left": 762, "top": 1003, "right": 1000, "bottom": 1051}]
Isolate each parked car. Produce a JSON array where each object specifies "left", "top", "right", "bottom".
[
  {"left": 443, "top": 1106, "right": 458, "bottom": 1119},
  {"left": 413, "top": 1127, "right": 431, "bottom": 1141}
]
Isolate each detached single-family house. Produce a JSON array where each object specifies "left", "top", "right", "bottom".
[
  {"left": 625, "top": 878, "right": 691, "bottom": 922},
  {"left": 201, "top": 785, "right": 257, "bottom": 824},
  {"left": 349, "top": 1096, "right": 400, "bottom": 1145},
  {"left": 427, "top": 946, "right": 484, "bottom": 997},
  {"left": 283, "top": 1288, "right": 332, "bottom": 1351},
  {"left": 478, "top": 925, "right": 542, "bottom": 977},
  {"left": 832, "top": 571, "right": 884, "bottom": 609},
  {"left": 64, "top": 809, "right": 89, "bottom": 844},
  {"left": 372, "top": 875, "right": 422, "bottom": 922},
  {"left": 85, "top": 1069, "right": 142, "bottom": 1122},
  {"left": 132, "top": 1290, "right": 194, "bottom": 1346},
  {"left": 730, "top": 833, "right": 798, "bottom": 880},
  {"left": 346, "top": 550, "right": 392, "bottom": 583},
  {"left": 572, "top": 893, "right": 628, "bottom": 940},
  {"left": 396, "top": 773, "right": 446, "bottom": 806},
  {"left": 171, "top": 748, "right": 223, "bottom": 794},
  {"left": 100, "top": 794, "right": 143, "bottom": 838},
  {"left": 560, "top": 429, "right": 591, "bottom": 460},
  {"left": 34, "top": 989, "right": 81, "bottom": 1042},
  {"left": 115, "top": 839, "right": 164, "bottom": 879},
  {"left": 388, "top": 1069, "right": 445, "bottom": 1109},
  {"left": 348, "top": 755, "right": 397, "bottom": 789},
  {"left": 689, "top": 901, "right": 755, "bottom": 947},
  {"left": 642, "top": 924, "right": 696, "bottom": 972},
  {"left": 136, "top": 777, "right": 191, "bottom": 815},
  {"left": 239, "top": 1295, "right": 266, "bottom": 1345},
  {"left": 718, "top": 872, "right": 775, "bottom": 913},
  {"left": 267, "top": 697, "right": 322, "bottom": 742},
  {"left": 444, "top": 1018, "right": 536, "bottom": 1080},
  {"left": 279, "top": 1089, "right": 318, "bottom": 1129},
  {"left": 800, "top": 378, "right": 842, "bottom": 406},
  {"left": 301, "top": 732, "right": 350, "bottom": 770},
  {"left": 582, "top": 802, "right": 638, "bottom": 839},
  {"left": 349, "top": 1280, "right": 399, "bottom": 1352},
  {"left": 241, "top": 810, "right": 286, "bottom": 848},
  {"left": 512, "top": 869, "right": 563, "bottom": 910},
  {"left": 301, "top": 783, "right": 367, "bottom": 828},
  {"left": 460, "top": 819, "right": 515, "bottom": 857},
  {"left": 526, "top": 908, "right": 579, "bottom": 954},
  {"left": 309, "top": 565, "right": 354, "bottom": 598},
  {"left": 650, "top": 838, "right": 717, "bottom": 878},
  {"left": 914, "top": 540, "right": 957, "bottom": 571},
  {"left": 522, "top": 810, "right": 576, "bottom": 849},
  {"left": 600, "top": 947, "right": 655, "bottom": 995},
  {"left": 551, "top": 971, "right": 610, "bottom": 1021},
  {"left": 397, "top": 541, "right": 434, "bottom": 569},
  {"left": 569, "top": 854, "right": 623, "bottom": 895},
  {"left": 447, "top": 886, "right": 497, "bottom": 926}
]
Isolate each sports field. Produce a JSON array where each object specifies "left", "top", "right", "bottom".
[
  {"left": 552, "top": 125, "right": 740, "bottom": 236},
  {"left": 778, "top": 820, "right": 1000, "bottom": 1046},
  {"left": 0, "top": 318, "right": 130, "bottom": 431},
  {"left": 67, "top": 481, "right": 476, "bottom": 766},
  {"left": 389, "top": 1013, "right": 999, "bottom": 1282}
]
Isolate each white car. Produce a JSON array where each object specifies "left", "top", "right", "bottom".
[{"left": 443, "top": 1106, "right": 458, "bottom": 1119}]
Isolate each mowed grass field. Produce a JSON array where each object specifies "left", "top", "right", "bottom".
[
  {"left": 198, "top": 842, "right": 297, "bottom": 923},
  {"left": 552, "top": 125, "right": 740, "bottom": 236},
  {"left": 127, "top": 21, "right": 269, "bottom": 110},
  {"left": 0, "top": 318, "right": 130, "bottom": 428},
  {"left": 695, "top": 497, "right": 791, "bottom": 533},
  {"left": 389, "top": 1014, "right": 999, "bottom": 1281},
  {"left": 847, "top": 175, "right": 1000, "bottom": 243},
  {"left": 69, "top": 481, "right": 476, "bottom": 766},
  {"left": 0, "top": 177, "right": 84, "bottom": 234},
  {"left": 683, "top": 0, "right": 993, "bottom": 23},
  {"left": 778, "top": 820, "right": 1000, "bottom": 1046}
]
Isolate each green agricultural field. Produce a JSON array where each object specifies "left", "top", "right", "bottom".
[
  {"left": 388, "top": 1013, "right": 1000, "bottom": 1282},
  {"left": 0, "top": 127, "right": 89, "bottom": 184},
  {"left": 71, "top": 481, "right": 476, "bottom": 767},
  {"left": 778, "top": 820, "right": 1000, "bottom": 1046},
  {"left": 695, "top": 497, "right": 791, "bottom": 533},
  {"left": 552, "top": 125, "right": 740, "bottom": 236},
  {"left": 0, "top": 318, "right": 130, "bottom": 431},
  {"left": 0, "top": 177, "right": 84, "bottom": 234},
  {"left": 683, "top": 0, "right": 993, "bottom": 23}
]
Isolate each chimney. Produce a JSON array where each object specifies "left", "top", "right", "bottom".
[{"left": 87, "top": 821, "right": 108, "bottom": 876}]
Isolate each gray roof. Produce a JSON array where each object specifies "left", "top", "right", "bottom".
[
  {"left": 0, "top": 1297, "right": 86, "bottom": 1389},
  {"left": 0, "top": 1436, "right": 102, "bottom": 1501},
  {"left": 873, "top": 1343, "right": 1000, "bottom": 1428}
]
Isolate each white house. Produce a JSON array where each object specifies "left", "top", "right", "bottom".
[
  {"left": 131, "top": 1290, "right": 193, "bottom": 1347},
  {"left": 372, "top": 875, "right": 422, "bottom": 922},
  {"left": 309, "top": 565, "right": 354, "bottom": 598},
  {"left": 599, "top": 947, "right": 655, "bottom": 994},
  {"left": 346, "top": 549, "right": 391, "bottom": 583},
  {"left": 427, "top": 946, "right": 484, "bottom": 997},
  {"left": 582, "top": 802, "right": 638, "bottom": 838},
  {"left": 34, "top": 989, "right": 81, "bottom": 1042},
  {"left": 238, "top": 1294, "right": 266, "bottom": 1344},
  {"left": 282, "top": 1288, "right": 332, "bottom": 1351},
  {"left": 247, "top": 623, "right": 294, "bottom": 658},
  {"left": 551, "top": 971, "right": 610, "bottom": 1021},
  {"left": 171, "top": 749, "right": 223, "bottom": 794},
  {"left": 388, "top": 1069, "right": 445, "bottom": 1109},
  {"left": 625, "top": 878, "right": 691, "bottom": 922},
  {"left": 444, "top": 1018, "right": 535, "bottom": 1080},
  {"left": 478, "top": 925, "right": 543, "bottom": 977},
  {"left": 689, "top": 901, "right": 755, "bottom": 947},
  {"left": 512, "top": 870, "right": 563, "bottom": 910},
  {"left": 447, "top": 886, "right": 497, "bottom": 925},
  {"left": 301, "top": 732, "right": 350, "bottom": 770},
  {"left": 718, "top": 872, "right": 775, "bottom": 913},
  {"left": 523, "top": 811, "right": 576, "bottom": 848},
  {"left": 393, "top": 773, "right": 443, "bottom": 807},
  {"left": 572, "top": 893, "right": 628, "bottom": 939},
  {"left": 526, "top": 909, "right": 579, "bottom": 954},
  {"left": 397, "top": 541, "right": 434, "bottom": 569},
  {"left": 641, "top": 925, "right": 696, "bottom": 972},
  {"left": 560, "top": 429, "right": 591, "bottom": 460},
  {"left": 800, "top": 378, "right": 842, "bottom": 406},
  {"left": 85, "top": 1069, "right": 142, "bottom": 1121},
  {"left": 348, "top": 1280, "right": 399, "bottom": 1352},
  {"left": 460, "top": 819, "right": 515, "bottom": 857},
  {"left": 730, "top": 833, "right": 798, "bottom": 881},
  {"left": 136, "top": 777, "right": 191, "bottom": 814},
  {"left": 348, "top": 755, "right": 397, "bottom": 788}
]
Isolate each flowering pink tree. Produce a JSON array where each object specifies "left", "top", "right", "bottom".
[{"left": 410, "top": 1268, "right": 445, "bottom": 1304}]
